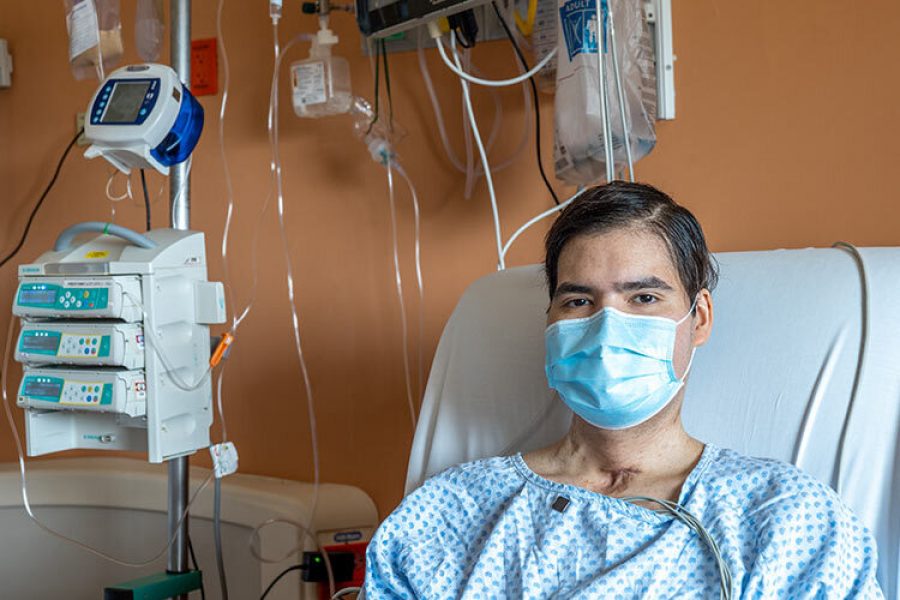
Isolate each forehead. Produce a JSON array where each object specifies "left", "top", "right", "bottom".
[{"left": 556, "top": 227, "right": 683, "bottom": 289}]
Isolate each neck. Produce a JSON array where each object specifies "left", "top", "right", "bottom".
[{"left": 546, "top": 399, "right": 704, "bottom": 496}]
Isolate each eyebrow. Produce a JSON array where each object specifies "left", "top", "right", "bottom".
[{"left": 552, "top": 276, "right": 674, "bottom": 298}]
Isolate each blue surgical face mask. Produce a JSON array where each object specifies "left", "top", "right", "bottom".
[{"left": 544, "top": 302, "right": 697, "bottom": 430}]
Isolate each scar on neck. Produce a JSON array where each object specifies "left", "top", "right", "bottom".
[{"left": 603, "top": 468, "right": 640, "bottom": 494}]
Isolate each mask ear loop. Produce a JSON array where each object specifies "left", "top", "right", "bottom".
[{"left": 676, "top": 296, "right": 700, "bottom": 381}]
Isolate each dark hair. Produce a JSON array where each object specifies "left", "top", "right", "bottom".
[{"left": 544, "top": 181, "right": 718, "bottom": 301}]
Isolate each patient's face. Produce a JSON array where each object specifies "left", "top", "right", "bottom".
[{"left": 547, "top": 227, "right": 711, "bottom": 376}]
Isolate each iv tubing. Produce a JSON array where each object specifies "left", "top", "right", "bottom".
[
  {"left": 500, "top": 187, "right": 586, "bottom": 263},
  {"left": 451, "top": 36, "right": 505, "bottom": 270},
  {"left": 594, "top": 0, "right": 615, "bottom": 181},
  {"left": 393, "top": 163, "right": 426, "bottom": 400},
  {"left": 385, "top": 161, "right": 417, "bottom": 429},
  {"left": 436, "top": 36, "right": 557, "bottom": 87},
  {"left": 1, "top": 316, "right": 214, "bottom": 568},
  {"left": 606, "top": 0, "right": 634, "bottom": 181},
  {"left": 264, "top": 24, "right": 337, "bottom": 598}
]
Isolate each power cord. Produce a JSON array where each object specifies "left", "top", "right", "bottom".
[
  {"left": 491, "top": 1, "right": 559, "bottom": 206},
  {"left": 140, "top": 168, "right": 152, "bottom": 231},
  {"left": 187, "top": 534, "right": 207, "bottom": 600},
  {"left": 0, "top": 129, "right": 83, "bottom": 269},
  {"left": 260, "top": 564, "right": 306, "bottom": 599}
]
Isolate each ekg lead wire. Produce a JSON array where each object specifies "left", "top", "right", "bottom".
[
  {"left": 1, "top": 316, "right": 214, "bottom": 567},
  {"left": 436, "top": 35, "right": 557, "bottom": 87}
]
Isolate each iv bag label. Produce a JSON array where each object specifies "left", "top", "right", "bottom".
[
  {"left": 559, "top": 0, "right": 607, "bottom": 61},
  {"left": 293, "top": 62, "right": 327, "bottom": 106},
  {"left": 68, "top": 0, "right": 101, "bottom": 62}
]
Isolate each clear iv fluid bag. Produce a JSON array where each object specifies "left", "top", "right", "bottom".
[
  {"left": 291, "top": 51, "right": 352, "bottom": 118},
  {"left": 553, "top": 0, "right": 657, "bottom": 185}
]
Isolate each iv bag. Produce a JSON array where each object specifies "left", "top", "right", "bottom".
[
  {"left": 64, "top": 0, "right": 123, "bottom": 81},
  {"left": 135, "top": 0, "right": 165, "bottom": 62},
  {"left": 553, "top": 0, "right": 656, "bottom": 185}
]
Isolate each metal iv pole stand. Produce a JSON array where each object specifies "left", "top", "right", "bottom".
[{"left": 102, "top": 1, "right": 200, "bottom": 598}]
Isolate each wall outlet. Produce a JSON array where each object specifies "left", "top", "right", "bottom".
[
  {"left": 0, "top": 39, "right": 12, "bottom": 88},
  {"left": 190, "top": 38, "right": 217, "bottom": 96},
  {"left": 75, "top": 112, "right": 89, "bottom": 146}
]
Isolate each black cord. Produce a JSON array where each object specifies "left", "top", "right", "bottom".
[
  {"left": 260, "top": 564, "right": 307, "bottom": 600},
  {"left": 140, "top": 169, "right": 151, "bottom": 231},
  {"left": 381, "top": 39, "right": 394, "bottom": 133},
  {"left": 0, "top": 129, "right": 82, "bottom": 269},
  {"left": 187, "top": 534, "right": 207, "bottom": 600},
  {"left": 366, "top": 41, "right": 381, "bottom": 136},
  {"left": 491, "top": 2, "right": 560, "bottom": 206}
]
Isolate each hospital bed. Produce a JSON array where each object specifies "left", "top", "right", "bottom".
[{"left": 406, "top": 247, "right": 900, "bottom": 598}]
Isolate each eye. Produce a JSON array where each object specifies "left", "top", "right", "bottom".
[
  {"left": 563, "top": 297, "right": 592, "bottom": 308},
  {"left": 632, "top": 293, "right": 658, "bottom": 305}
]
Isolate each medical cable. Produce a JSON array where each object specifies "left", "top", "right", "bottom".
[
  {"left": 0, "top": 129, "right": 82, "bottom": 270},
  {"left": 605, "top": 0, "right": 634, "bottom": 181},
  {"left": 435, "top": 34, "right": 557, "bottom": 87},
  {"left": 260, "top": 564, "right": 306, "bottom": 599},
  {"left": 213, "top": 477, "right": 229, "bottom": 600},
  {"left": 248, "top": 517, "right": 335, "bottom": 597},
  {"left": 140, "top": 169, "right": 152, "bottom": 230},
  {"left": 622, "top": 496, "right": 733, "bottom": 599},
  {"left": 416, "top": 34, "right": 530, "bottom": 179},
  {"left": 500, "top": 186, "right": 587, "bottom": 263},
  {"left": 264, "top": 24, "right": 335, "bottom": 598},
  {"left": 829, "top": 242, "right": 870, "bottom": 496},
  {"left": 332, "top": 588, "right": 362, "bottom": 599},
  {"left": 449, "top": 34, "right": 505, "bottom": 270},
  {"left": 594, "top": 0, "right": 615, "bottom": 181},
  {"left": 188, "top": 534, "right": 207, "bottom": 600},
  {"left": 491, "top": 1, "right": 560, "bottom": 205},
  {"left": 1, "top": 315, "right": 213, "bottom": 567},
  {"left": 393, "top": 162, "right": 426, "bottom": 400},
  {"left": 385, "top": 160, "right": 417, "bottom": 429}
]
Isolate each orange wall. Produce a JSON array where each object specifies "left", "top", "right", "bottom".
[{"left": 0, "top": 1, "right": 898, "bottom": 520}]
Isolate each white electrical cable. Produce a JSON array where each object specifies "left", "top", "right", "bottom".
[
  {"left": 450, "top": 36, "right": 505, "bottom": 271},
  {"left": 500, "top": 187, "right": 587, "bottom": 264},
  {"left": 436, "top": 35, "right": 557, "bottom": 88},
  {"left": 416, "top": 35, "right": 532, "bottom": 177},
  {"left": 606, "top": 0, "right": 634, "bottom": 181},
  {"left": 0, "top": 316, "right": 214, "bottom": 567},
  {"left": 393, "top": 163, "right": 425, "bottom": 401},
  {"left": 385, "top": 161, "right": 417, "bottom": 430}
]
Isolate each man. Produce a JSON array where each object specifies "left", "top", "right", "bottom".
[{"left": 363, "top": 182, "right": 883, "bottom": 598}]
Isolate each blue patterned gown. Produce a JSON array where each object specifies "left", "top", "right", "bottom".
[{"left": 363, "top": 444, "right": 883, "bottom": 599}]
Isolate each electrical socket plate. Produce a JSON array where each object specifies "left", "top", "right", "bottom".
[{"left": 75, "top": 112, "right": 89, "bottom": 146}]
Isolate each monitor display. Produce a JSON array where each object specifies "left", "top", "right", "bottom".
[
  {"left": 102, "top": 81, "right": 151, "bottom": 123},
  {"left": 19, "top": 289, "right": 57, "bottom": 305},
  {"left": 21, "top": 334, "right": 59, "bottom": 352},
  {"left": 23, "top": 380, "right": 62, "bottom": 398}
]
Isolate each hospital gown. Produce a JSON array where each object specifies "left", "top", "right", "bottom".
[{"left": 364, "top": 444, "right": 883, "bottom": 599}]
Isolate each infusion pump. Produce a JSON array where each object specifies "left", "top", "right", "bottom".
[{"left": 13, "top": 223, "right": 225, "bottom": 463}]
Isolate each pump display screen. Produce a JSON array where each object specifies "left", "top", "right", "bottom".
[
  {"left": 102, "top": 81, "right": 151, "bottom": 123},
  {"left": 21, "top": 335, "right": 59, "bottom": 351},
  {"left": 19, "top": 289, "right": 56, "bottom": 305},
  {"left": 23, "top": 380, "right": 62, "bottom": 398}
]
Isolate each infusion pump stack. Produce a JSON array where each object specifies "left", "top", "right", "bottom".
[{"left": 13, "top": 223, "right": 226, "bottom": 463}]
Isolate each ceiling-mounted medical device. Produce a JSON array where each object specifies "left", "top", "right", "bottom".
[
  {"left": 83, "top": 64, "right": 204, "bottom": 175},
  {"left": 13, "top": 222, "right": 225, "bottom": 463},
  {"left": 356, "top": 0, "right": 491, "bottom": 38}
]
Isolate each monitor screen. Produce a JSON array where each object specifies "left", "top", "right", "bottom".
[
  {"left": 23, "top": 380, "right": 62, "bottom": 398},
  {"left": 21, "top": 334, "right": 59, "bottom": 352},
  {"left": 19, "top": 289, "right": 57, "bottom": 305},
  {"left": 102, "top": 81, "right": 151, "bottom": 123}
]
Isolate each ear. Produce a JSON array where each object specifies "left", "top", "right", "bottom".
[{"left": 691, "top": 289, "right": 713, "bottom": 347}]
